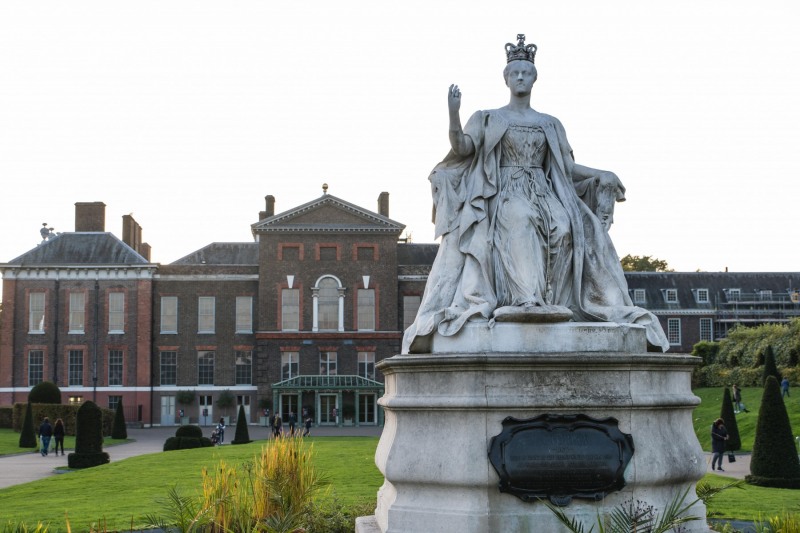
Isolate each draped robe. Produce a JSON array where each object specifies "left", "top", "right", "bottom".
[{"left": 402, "top": 109, "right": 670, "bottom": 353}]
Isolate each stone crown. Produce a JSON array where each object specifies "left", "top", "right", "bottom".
[{"left": 505, "top": 34, "right": 537, "bottom": 64}]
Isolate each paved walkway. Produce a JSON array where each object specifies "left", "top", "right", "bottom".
[{"left": 0, "top": 424, "right": 382, "bottom": 490}]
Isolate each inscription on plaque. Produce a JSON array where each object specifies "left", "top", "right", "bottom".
[{"left": 488, "top": 414, "right": 634, "bottom": 506}]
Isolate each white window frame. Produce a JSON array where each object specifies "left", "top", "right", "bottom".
[
  {"left": 403, "top": 295, "right": 421, "bottom": 329},
  {"left": 281, "top": 351, "right": 299, "bottom": 381},
  {"left": 235, "top": 350, "right": 252, "bottom": 385},
  {"left": 198, "top": 350, "right": 215, "bottom": 385},
  {"left": 160, "top": 351, "right": 177, "bottom": 385},
  {"left": 664, "top": 289, "right": 678, "bottom": 303},
  {"left": 108, "top": 292, "right": 125, "bottom": 334},
  {"left": 235, "top": 296, "right": 253, "bottom": 334},
  {"left": 667, "top": 318, "right": 681, "bottom": 345},
  {"left": 357, "top": 288, "right": 376, "bottom": 331},
  {"left": 69, "top": 292, "right": 86, "bottom": 334},
  {"left": 29, "top": 292, "right": 45, "bottom": 333},
  {"left": 699, "top": 318, "right": 714, "bottom": 342},
  {"left": 198, "top": 297, "right": 215, "bottom": 334},
  {"left": 696, "top": 289, "right": 710, "bottom": 304},
  {"left": 759, "top": 289, "right": 773, "bottom": 301},
  {"left": 358, "top": 351, "right": 375, "bottom": 380},
  {"left": 727, "top": 288, "right": 741, "bottom": 301},
  {"left": 108, "top": 349, "right": 123, "bottom": 386},
  {"left": 28, "top": 350, "right": 44, "bottom": 387},
  {"left": 160, "top": 296, "right": 178, "bottom": 334},
  {"left": 68, "top": 349, "right": 84, "bottom": 386},
  {"left": 281, "top": 288, "right": 300, "bottom": 331},
  {"left": 319, "top": 351, "right": 337, "bottom": 376},
  {"left": 632, "top": 289, "right": 646, "bottom": 305},
  {"left": 312, "top": 275, "right": 344, "bottom": 332}
]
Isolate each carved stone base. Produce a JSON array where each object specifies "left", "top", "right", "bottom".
[{"left": 360, "top": 324, "right": 708, "bottom": 533}]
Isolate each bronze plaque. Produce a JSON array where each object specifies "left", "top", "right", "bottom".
[{"left": 488, "top": 414, "right": 634, "bottom": 506}]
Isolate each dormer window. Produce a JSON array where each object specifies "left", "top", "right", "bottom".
[
  {"left": 632, "top": 289, "right": 646, "bottom": 305},
  {"left": 726, "top": 288, "right": 741, "bottom": 302},
  {"left": 695, "top": 289, "right": 709, "bottom": 304},
  {"left": 664, "top": 289, "right": 678, "bottom": 303}
]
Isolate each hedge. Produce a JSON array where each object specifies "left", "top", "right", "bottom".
[{"left": 11, "top": 403, "right": 114, "bottom": 436}]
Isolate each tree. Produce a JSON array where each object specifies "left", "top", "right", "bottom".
[
  {"left": 112, "top": 400, "right": 128, "bottom": 440},
  {"left": 746, "top": 376, "right": 800, "bottom": 488},
  {"left": 719, "top": 388, "right": 740, "bottom": 452},
  {"left": 762, "top": 345, "right": 782, "bottom": 385},
  {"left": 620, "top": 254, "right": 673, "bottom": 272},
  {"left": 68, "top": 400, "right": 110, "bottom": 469},
  {"left": 231, "top": 404, "right": 252, "bottom": 445},
  {"left": 216, "top": 389, "right": 235, "bottom": 418},
  {"left": 18, "top": 402, "right": 37, "bottom": 449}
]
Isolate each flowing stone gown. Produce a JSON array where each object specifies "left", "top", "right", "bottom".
[{"left": 402, "top": 108, "right": 670, "bottom": 354}]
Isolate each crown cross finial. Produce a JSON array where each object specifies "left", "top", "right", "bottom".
[{"left": 505, "top": 34, "right": 537, "bottom": 64}]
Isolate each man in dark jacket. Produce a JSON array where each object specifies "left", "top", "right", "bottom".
[{"left": 38, "top": 417, "right": 53, "bottom": 457}]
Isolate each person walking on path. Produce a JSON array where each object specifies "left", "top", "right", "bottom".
[
  {"left": 781, "top": 377, "right": 790, "bottom": 398},
  {"left": 52, "top": 418, "right": 65, "bottom": 456},
  {"left": 732, "top": 384, "right": 749, "bottom": 413},
  {"left": 711, "top": 418, "right": 729, "bottom": 472},
  {"left": 216, "top": 417, "right": 226, "bottom": 444},
  {"left": 288, "top": 411, "right": 297, "bottom": 436},
  {"left": 272, "top": 413, "right": 283, "bottom": 438},
  {"left": 38, "top": 417, "right": 53, "bottom": 457},
  {"left": 303, "top": 416, "right": 312, "bottom": 436}
]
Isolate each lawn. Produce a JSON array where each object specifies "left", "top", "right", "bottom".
[
  {"left": 0, "top": 430, "right": 129, "bottom": 456},
  {"left": 0, "top": 436, "right": 382, "bottom": 532},
  {"left": 2, "top": 387, "right": 799, "bottom": 531},
  {"left": 692, "top": 387, "right": 799, "bottom": 452}
]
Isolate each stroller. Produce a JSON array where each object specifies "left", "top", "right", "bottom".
[{"left": 210, "top": 428, "right": 220, "bottom": 445}]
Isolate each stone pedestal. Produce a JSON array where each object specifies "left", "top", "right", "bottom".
[{"left": 358, "top": 322, "right": 708, "bottom": 533}]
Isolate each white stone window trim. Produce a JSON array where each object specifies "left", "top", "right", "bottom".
[{"left": 311, "top": 274, "right": 345, "bottom": 332}]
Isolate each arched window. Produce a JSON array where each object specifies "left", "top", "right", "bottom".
[{"left": 312, "top": 275, "right": 344, "bottom": 332}]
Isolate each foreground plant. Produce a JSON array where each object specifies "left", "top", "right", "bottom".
[
  {"left": 144, "top": 436, "right": 327, "bottom": 532},
  {"left": 546, "top": 487, "right": 701, "bottom": 533}
]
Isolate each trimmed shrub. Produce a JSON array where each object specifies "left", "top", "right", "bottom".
[
  {"left": 68, "top": 400, "right": 109, "bottom": 469},
  {"left": 0, "top": 406, "right": 13, "bottom": 428},
  {"left": 164, "top": 424, "right": 211, "bottom": 450},
  {"left": 18, "top": 402, "right": 37, "bottom": 449},
  {"left": 176, "top": 389, "right": 195, "bottom": 405},
  {"left": 112, "top": 400, "right": 127, "bottom": 440},
  {"left": 163, "top": 435, "right": 212, "bottom": 451},
  {"left": 28, "top": 381, "right": 62, "bottom": 404},
  {"left": 720, "top": 387, "right": 741, "bottom": 451},
  {"left": 746, "top": 376, "right": 800, "bottom": 489},
  {"left": 231, "top": 404, "right": 252, "bottom": 445},
  {"left": 175, "top": 424, "right": 203, "bottom": 438},
  {"left": 762, "top": 345, "right": 782, "bottom": 385}
]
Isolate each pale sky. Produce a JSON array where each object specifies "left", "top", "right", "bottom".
[{"left": 2, "top": 2, "right": 799, "bottom": 279}]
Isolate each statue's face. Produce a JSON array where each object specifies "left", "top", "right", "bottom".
[{"left": 504, "top": 60, "right": 536, "bottom": 96}]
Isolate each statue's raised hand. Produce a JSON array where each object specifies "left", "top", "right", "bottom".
[{"left": 448, "top": 84, "right": 461, "bottom": 115}]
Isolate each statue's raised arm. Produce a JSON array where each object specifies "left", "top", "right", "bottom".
[{"left": 402, "top": 34, "right": 669, "bottom": 354}]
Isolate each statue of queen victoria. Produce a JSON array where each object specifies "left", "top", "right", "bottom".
[{"left": 402, "top": 35, "right": 669, "bottom": 354}]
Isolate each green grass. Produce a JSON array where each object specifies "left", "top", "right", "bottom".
[
  {"left": 703, "top": 474, "right": 800, "bottom": 520},
  {"left": 0, "top": 436, "right": 381, "bottom": 532},
  {"left": 0, "top": 429, "right": 129, "bottom": 456},
  {"left": 2, "top": 387, "right": 799, "bottom": 530},
  {"left": 692, "top": 387, "right": 799, "bottom": 452}
]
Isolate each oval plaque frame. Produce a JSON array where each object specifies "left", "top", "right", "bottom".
[{"left": 488, "top": 413, "right": 634, "bottom": 506}]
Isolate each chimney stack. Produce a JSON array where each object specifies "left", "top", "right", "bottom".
[
  {"left": 378, "top": 192, "right": 390, "bottom": 217},
  {"left": 260, "top": 195, "right": 276, "bottom": 220},
  {"left": 75, "top": 202, "right": 106, "bottom": 232}
]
